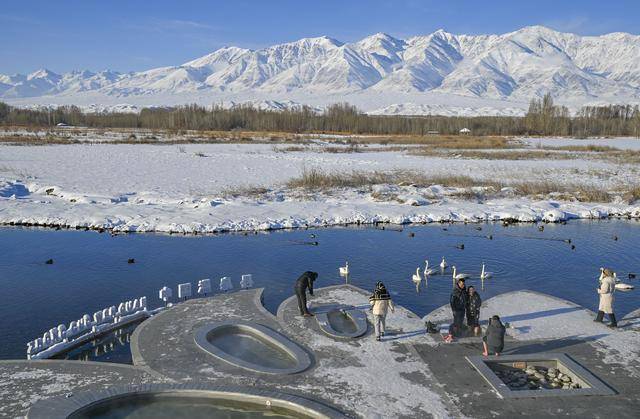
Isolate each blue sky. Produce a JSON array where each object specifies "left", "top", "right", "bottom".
[{"left": 1, "top": 0, "right": 638, "bottom": 74}]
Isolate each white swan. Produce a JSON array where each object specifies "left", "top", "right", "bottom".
[
  {"left": 452, "top": 266, "right": 470, "bottom": 281},
  {"left": 339, "top": 261, "right": 349, "bottom": 276},
  {"left": 480, "top": 263, "right": 493, "bottom": 280},
  {"left": 614, "top": 272, "right": 634, "bottom": 290},
  {"left": 412, "top": 267, "right": 422, "bottom": 283},
  {"left": 424, "top": 260, "right": 437, "bottom": 276},
  {"left": 440, "top": 257, "right": 448, "bottom": 270}
]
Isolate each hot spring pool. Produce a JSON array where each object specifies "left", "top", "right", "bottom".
[
  {"left": 27, "top": 385, "right": 346, "bottom": 419},
  {"left": 68, "top": 394, "right": 308, "bottom": 419}
]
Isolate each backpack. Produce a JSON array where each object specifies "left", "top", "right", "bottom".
[{"left": 425, "top": 320, "right": 439, "bottom": 334}]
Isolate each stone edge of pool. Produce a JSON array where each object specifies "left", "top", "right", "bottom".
[{"left": 26, "top": 383, "right": 348, "bottom": 419}]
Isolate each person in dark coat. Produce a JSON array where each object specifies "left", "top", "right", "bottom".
[
  {"left": 294, "top": 271, "right": 318, "bottom": 317},
  {"left": 482, "top": 315, "right": 506, "bottom": 356},
  {"left": 450, "top": 279, "right": 467, "bottom": 335},
  {"left": 466, "top": 286, "right": 482, "bottom": 336}
]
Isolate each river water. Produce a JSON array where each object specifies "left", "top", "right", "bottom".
[{"left": 1, "top": 220, "right": 638, "bottom": 361}]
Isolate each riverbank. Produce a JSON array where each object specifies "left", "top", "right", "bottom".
[{"left": 1, "top": 141, "right": 639, "bottom": 234}]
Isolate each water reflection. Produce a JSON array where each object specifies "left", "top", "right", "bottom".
[{"left": 52, "top": 321, "right": 140, "bottom": 363}]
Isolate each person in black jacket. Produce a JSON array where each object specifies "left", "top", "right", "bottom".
[
  {"left": 482, "top": 315, "right": 506, "bottom": 356},
  {"left": 466, "top": 286, "right": 482, "bottom": 336},
  {"left": 450, "top": 279, "right": 467, "bottom": 335},
  {"left": 294, "top": 271, "right": 318, "bottom": 317}
]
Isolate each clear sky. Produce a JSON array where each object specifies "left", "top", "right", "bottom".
[{"left": 1, "top": 0, "right": 638, "bottom": 75}]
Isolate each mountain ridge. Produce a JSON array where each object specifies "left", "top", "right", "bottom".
[{"left": 2, "top": 26, "right": 639, "bottom": 115}]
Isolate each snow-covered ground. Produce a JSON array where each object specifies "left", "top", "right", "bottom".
[
  {"left": 521, "top": 137, "right": 640, "bottom": 151},
  {"left": 1, "top": 141, "right": 639, "bottom": 233}
]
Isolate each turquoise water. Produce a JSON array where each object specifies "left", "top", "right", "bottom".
[{"left": 1, "top": 219, "right": 638, "bottom": 361}]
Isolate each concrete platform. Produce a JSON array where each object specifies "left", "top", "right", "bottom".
[
  {"left": 0, "top": 360, "right": 163, "bottom": 418},
  {"left": 418, "top": 290, "right": 640, "bottom": 418},
  {"left": 277, "top": 284, "right": 456, "bottom": 418},
  {"left": 130, "top": 284, "right": 459, "bottom": 418},
  {"left": 622, "top": 308, "right": 640, "bottom": 330},
  {"left": 3, "top": 286, "right": 639, "bottom": 418}
]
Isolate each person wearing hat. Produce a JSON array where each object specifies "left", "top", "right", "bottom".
[
  {"left": 369, "top": 281, "right": 395, "bottom": 341},
  {"left": 450, "top": 278, "right": 467, "bottom": 336},
  {"left": 595, "top": 268, "right": 617, "bottom": 328}
]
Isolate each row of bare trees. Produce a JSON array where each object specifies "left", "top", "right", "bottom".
[{"left": 1, "top": 98, "right": 639, "bottom": 137}]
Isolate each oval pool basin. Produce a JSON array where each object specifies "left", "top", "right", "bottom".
[
  {"left": 315, "top": 306, "right": 367, "bottom": 339},
  {"left": 194, "top": 321, "right": 311, "bottom": 374},
  {"left": 27, "top": 385, "right": 347, "bottom": 419}
]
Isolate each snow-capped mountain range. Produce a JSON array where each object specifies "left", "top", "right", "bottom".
[{"left": 2, "top": 26, "right": 640, "bottom": 116}]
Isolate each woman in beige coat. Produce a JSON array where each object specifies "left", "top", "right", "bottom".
[
  {"left": 369, "top": 281, "right": 395, "bottom": 341},
  {"left": 594, "top": 268, "right": 617, "bottom": 328}
]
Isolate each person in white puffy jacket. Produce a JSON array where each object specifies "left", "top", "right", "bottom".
[
  {"left": 369, "top": 281, "right": 395, "bottom": 341},
  {"left": 594, "top": 268, "right": 617, "bottom": 328}
]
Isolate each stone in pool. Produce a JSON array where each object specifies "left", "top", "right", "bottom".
[
  {"left": 466, "top": 353, "right": 616, "bottom": 398},
  {"left": 194, "top": 320, "right": 312, "bottom": 374},
  {"left": 314, "top": 305, "right": 368, "bottom": 339}
]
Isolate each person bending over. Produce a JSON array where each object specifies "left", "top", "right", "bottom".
[{"left": 295, "top": 271, "right": 318, "bottom": 317}]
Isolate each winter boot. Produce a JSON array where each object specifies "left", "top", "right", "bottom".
[
  {"left": 608, "top": 314, "right": 617, "bottom": 328},
  {"left": 593, "top": 311, "right": 604, "bottom": 323}
]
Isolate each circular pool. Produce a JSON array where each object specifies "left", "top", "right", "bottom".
[{"left": 27, "top": 385, "right": 346, "bottom": 419}]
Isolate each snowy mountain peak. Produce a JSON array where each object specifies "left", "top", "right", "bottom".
[
  {"left": 2, "top": 26, "right": 640, "bottom": 114},
  {"left": 27, "top": 68, "right": 60, "bottom": 81}
]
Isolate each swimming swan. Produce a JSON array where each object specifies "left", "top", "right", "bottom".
[
  {"left": 424, "top": 260, "right": 437, "bottom": 276},
  {"left": 480, "top": 263, "right": 493, "bottom": 280},
  {"left": 614, "top": 273, "right": 634, "bottom": 290},
  {"left": 615, "top": 283, "right": 634, "bottom": 291},
  {"left": 440, "top": 257, "right": 448, "bottom": 270},
  {"left": 412, "top": 267, "right": 422, "bottom": 283},
  {"left": 339, "top": 261, "right": 349, "bottom": 276},
  {"left": 452, "top": 266, "right": 470, "bottom": 281}
]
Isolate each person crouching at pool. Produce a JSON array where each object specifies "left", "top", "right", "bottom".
[
  {"left": 369, "top": 281, "right": 395, "bottom": 341},
  {"left": 482, "top": 315, "right": 506, "bottom": 356},
  {"left": 295, "top": 271, "right": 318, "bottom": 317}
]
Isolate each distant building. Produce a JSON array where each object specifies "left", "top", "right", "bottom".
[
  {"left": 56, "top": 122, "right": 69, "bottom": 127},
  {"left": 459, "top": 127, "right": 471, "bottom": 135},
  {"left": 427, "top": 130, "right": 439, "bottom": 135}
]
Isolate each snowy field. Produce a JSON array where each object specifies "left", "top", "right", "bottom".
[
  {"left": 521, "top": 137, "right": 640, "bottom": 151},
  {"left": 1, "top": 138, "right": 640, "bottom": 233}
]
